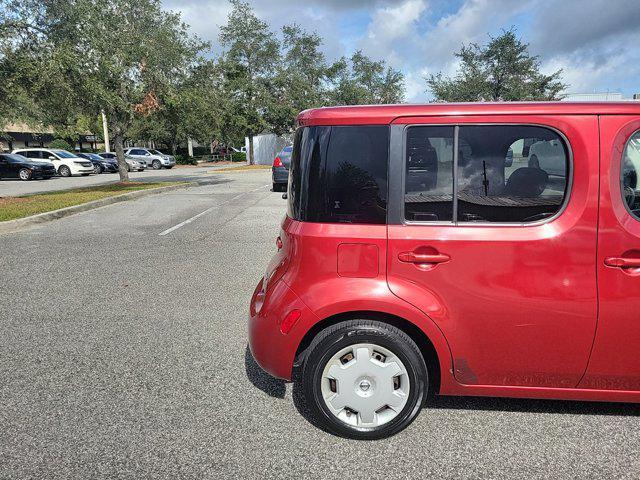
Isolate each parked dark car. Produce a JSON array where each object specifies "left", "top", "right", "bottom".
[
  {"left": 97, "top": 152, "right": 117, "bottom": 160},
  {"left": 78, "top": 152, "right": 118, "bottom": 174},
  {"left": 0, "top": 153, "right": 56, "bottom": 180},
  {"left": 272, "top": 146, "right": 293, "bottom": 192}
]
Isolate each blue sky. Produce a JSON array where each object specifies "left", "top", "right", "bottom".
[{"left": 163, "top": 0, "right": 640, "bottom": 102}]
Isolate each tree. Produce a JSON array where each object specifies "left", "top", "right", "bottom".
[
  {"left": 265, "top": 24, "right": 329, "bottom": 134},
  {"left": 328, "top": 51, "right": 405, "bottom": 105},
  {"left": 3, "top": 0, "right": 206, "bottom": 181},
  {"left": 0, "top": 0, "right": 44, "bottom": 128},
  {"left": 427, "top": 29, "right": 567, "bottom": 102},
  {"left": 219, "top": 0, "right": 280, "bottom": 164},
  {"left": 128, "top": 61, "right": 224, "bottom": 154}
]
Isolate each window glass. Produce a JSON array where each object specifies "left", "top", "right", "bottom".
[
  {"left": 404, "top": 126, "right": 454, "bottom": 222},
  {"left": 622, "top": 131, "right": 640, "bottom": 219},
  {"left": 319, "top": 126, "right": 388, "bottom": 224},
  {"left": 457, "top": 125, "right": 568, "bottom": 223},
  {"left": 288, "top": 125, "right": 389, "bottom": 224},
  {"left": 52, "top": 150, "right": 76, "bottom": 158}
]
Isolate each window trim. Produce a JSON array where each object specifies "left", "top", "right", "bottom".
[
  {"left": 400, "top": 122, "right": 574, "bottom": 227},
  {"left": 620, "top": 129, "right": 640, "bottom": 222}
]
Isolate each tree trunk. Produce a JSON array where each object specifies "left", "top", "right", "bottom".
[
  {"left": 248, "top": 133, "right": 254, "bottom": 165},
  {"left": 114, "top": 132, "right": 129, "bottom": 182}
]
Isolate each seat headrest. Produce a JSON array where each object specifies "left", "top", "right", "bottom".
[{"left": 504, "top": 167, "right": 548, "bottom": 197}]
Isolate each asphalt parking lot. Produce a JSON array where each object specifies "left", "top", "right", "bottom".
[{"left": 1, "top": 169, "right": 638, "bottom": 479}]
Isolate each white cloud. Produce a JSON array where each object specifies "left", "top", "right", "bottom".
[{"left": 161, "top": 0, "right": 640, "bottom": 101}]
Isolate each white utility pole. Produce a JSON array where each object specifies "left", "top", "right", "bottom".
[
  {"left": 101, "top": 110, "right": 110, "bottom": 152},
  {"left": 187, "top": 138, "right": 194, "bottom": 157}
]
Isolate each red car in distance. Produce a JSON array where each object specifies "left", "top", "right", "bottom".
[{"left": 250, "top": 102, "right": 640, "bottom": 439}]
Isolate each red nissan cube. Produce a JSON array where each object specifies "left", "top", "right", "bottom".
[{"left": 249, "top": 102, "right": 640, "bottom": 439}]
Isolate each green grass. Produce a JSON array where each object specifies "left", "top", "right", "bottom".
[{"left": 0, "top": 182, "right": 183, "bottom": 222}]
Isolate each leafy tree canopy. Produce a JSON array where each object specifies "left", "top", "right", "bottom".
[{"left": 427, "top": 29, "right": 567, "bottom": 102}]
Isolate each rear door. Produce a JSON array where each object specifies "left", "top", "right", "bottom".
[
  {"left": 0, "top": 156, "right": 11, "bottom": 177},
  {"left": 387, "top": 115, "right": 599, "bottom": 388},
  {"left": 579, "top": 115, "right": 640, "bottom": 391}
]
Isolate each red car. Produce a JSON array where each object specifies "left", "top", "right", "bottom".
[{"left": 249, "top": 102, "right": 640, "bottom": 439}]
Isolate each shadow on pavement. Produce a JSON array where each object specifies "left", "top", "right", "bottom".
[
  {"left": 429, "top": 394, "right": 640, "bottom": 416},
  {"left": 244, "top": 344, "right": 286, "bottom": 399}
]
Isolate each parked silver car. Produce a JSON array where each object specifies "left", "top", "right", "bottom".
[
  {"left": 125, "top": 156, "right": 146, "bottom": 172},
  {"left": 123, "top": 148, "right": 176, "bottom": 170}
]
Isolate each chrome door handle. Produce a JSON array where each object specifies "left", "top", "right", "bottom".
[
  {"left": 398, "top": 252, "right": 450, "bottom": 264},
  {"left": 604, "top": 257, "right": 640, "bottom": 268}
]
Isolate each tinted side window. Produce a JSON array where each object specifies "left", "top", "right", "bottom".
[
  {"left": 318, "top": 126, "right": 388, "bottom": 224},
  {"left": 457, "top": 125, "right": 568, "bottom": 223},
  {"left": 404, "top": 126, "right": 454, "bottom": 221},
  {"left": 288, "top": 125, "right": 389, "bottom": 224},
  {"left": 622, "top": 131, "right": 640, "bottom": 219}
]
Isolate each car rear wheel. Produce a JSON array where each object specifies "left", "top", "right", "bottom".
[
  {"left": 301, "top": 320, "right": 427, "bottom": 440},
  {"left": 152, "top": 160, "right": 162, "bottom": 170},
  {"left": 19, "top": 168, "right": 32, "bottom": 181},
  {"left": 59, "top": 165, "right": 71, "bottom": 177}
]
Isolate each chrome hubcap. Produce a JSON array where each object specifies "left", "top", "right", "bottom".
[{"left": 320, "top": 343, "right": 410, "bottom": 428}]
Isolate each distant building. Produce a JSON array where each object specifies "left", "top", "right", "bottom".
[
  {"left": 245, "top": 133, "right": 289, "bottom": 165},
  {"left": 0, "top": 123, "right": 102, "bottom": 152},
  {"left": 562, "top": 92, "right": 630, "bottom": 101}
]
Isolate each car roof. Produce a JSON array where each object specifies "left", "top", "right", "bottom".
[{"left": 297, "top": 102, "right": 640, "bottom": 126}]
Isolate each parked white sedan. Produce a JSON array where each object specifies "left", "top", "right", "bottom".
[{"left": 527, "top": 140, "right": 566, "bottom": 177}]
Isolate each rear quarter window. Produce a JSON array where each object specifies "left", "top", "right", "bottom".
[{"left": 288, "top": 125, "right": 389, "bottom": 224}]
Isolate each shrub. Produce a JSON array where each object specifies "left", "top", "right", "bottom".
[
  {"left": 232, "top": 151, "right": 246, "bottom": 162},
  {"left": 175, "top": 154, "right": 197, "bottom": 165},
  {"left": 49, "top": 138, "right": 73, "bottom": 151}
]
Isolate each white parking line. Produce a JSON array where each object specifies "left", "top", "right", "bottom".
[{"left": 158, "top": 184, "right": 270, "bottom": 236}]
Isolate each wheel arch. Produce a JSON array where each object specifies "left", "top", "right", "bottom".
[{"left": 294, "top": 310, "right": 443, "bottom": 394}]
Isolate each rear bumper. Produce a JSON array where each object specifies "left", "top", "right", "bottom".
[
  {"left": 248, "top": 278, "right": 317, "bottom": 380},
  {"left": 272, "top": 167, "right": 289, "bottom": 184}
]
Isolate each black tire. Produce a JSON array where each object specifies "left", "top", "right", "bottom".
[
  {"left": 166, "top": 166, "right": 173, "bottom": 169},
  {"left": 18, "top": 168, "right": 32, "bottom": 181},
  {"left": 301, "top": 320, "right": 427, "bottom": 440},
  {"left": 94, "top": 164, "right": 103, "bottom": 174},
  {"left": 59, "top": 165, "right": 71, "bottom": 177},
  {"left": 152, "top": 159, "right": 162, "bottom": 170},
  {"left": 528, "top": 154, "right": 540, "bottom": 169},
  {"left": 127, "top": 165, "right": 131, "bottom": 172}
]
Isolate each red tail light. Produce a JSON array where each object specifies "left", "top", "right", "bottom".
[
  {"left": 273, "top": 156, "right": 283, "bottom": 167},
  {"left": 280, "top": 309, "right": 301, "bottom": 335}
]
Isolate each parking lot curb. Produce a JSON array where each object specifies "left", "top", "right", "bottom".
[{"left": 0, "top": 179, "right": 218, "bottom": 235}]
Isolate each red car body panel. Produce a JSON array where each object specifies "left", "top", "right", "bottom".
[
  {"left": 249, "top": 102, "right": 640, "bottom": 404},
  {"left": 579, "top": 115, "right": 640, "bottom": 391}
]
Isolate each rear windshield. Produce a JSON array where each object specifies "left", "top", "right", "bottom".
[{"left": 288, "top": 125, "right": 389, "bottom": 224}]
